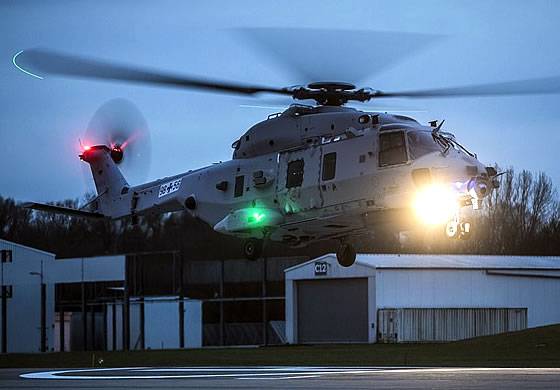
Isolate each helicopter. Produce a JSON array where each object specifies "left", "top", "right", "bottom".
[{"left": 16, "top": 47, "right": 560, "bottom": 267}]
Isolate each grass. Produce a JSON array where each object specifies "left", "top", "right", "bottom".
[{"left": 1, "top": 324, "right": 559, "bottom": 369}]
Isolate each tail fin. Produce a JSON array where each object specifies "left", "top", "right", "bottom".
[{"left": 80, "top": 145, "right": 128, "bottom": 197}]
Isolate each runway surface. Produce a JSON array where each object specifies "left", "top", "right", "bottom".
[{"left": 1, "top": 366, "right": 559, "bottom": 389}]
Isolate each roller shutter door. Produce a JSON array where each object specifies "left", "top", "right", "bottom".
[
  {"left": 297, "top": 278, "right": 368, "bottom": 343},
  {"left": 378, "top": 308, "right": 528, "bottom": 343}
]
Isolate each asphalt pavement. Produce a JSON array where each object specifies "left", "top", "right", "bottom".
[{"left": 0, "top": 366, "right": 559, "bottom": 389}]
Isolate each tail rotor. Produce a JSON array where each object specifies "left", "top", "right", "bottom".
[{"left": 81, "top": 98, "right": 151, "bottom": 187}]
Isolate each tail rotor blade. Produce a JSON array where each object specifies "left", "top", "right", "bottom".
[{"left": 83, "top": 99, "right": 151, "bottom": 185}]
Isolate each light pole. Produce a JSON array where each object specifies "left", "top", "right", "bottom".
[{"left": 29, "top": 260, "right": 46, "bottom": 352}]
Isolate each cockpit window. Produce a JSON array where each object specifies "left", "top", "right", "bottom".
[
  {"left": 379, "top": 131, "right": 408, "bottom": 166},
  {"left": 407, "top": 130, "right": 443, "bottom": 159}
]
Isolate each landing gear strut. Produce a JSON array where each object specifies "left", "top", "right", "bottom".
[
  {"left": 336, "top": 242, "right": 356, "bottom": 267},
  {"left": 243, "top": 238, "right": 263, "bottom": 261}
]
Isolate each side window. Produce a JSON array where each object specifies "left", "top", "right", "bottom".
[
  {"left": 0, "top": 250, "right": 12, "bottom": 263},
  {"left": 379, "top": 131, "right": 407, "bottom": 166},
  {"left": 286, "top": 159, "right": 304, "bottom": 188},
  {"left": 234, "top": 175, "right": 244, "bottom": 197},
  {"left": 322, "top": 152, "right": 336, "bottom": 181}
]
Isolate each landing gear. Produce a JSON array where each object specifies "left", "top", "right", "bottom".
[
  {"left": 336, "top": 243, "right": 356, "bottom": 267},
  {"left": 243, "top": 238, "right": 263, "bottom": 261},
  {"left": 445, "top": 219, "right": 472, "bottom": 240}
]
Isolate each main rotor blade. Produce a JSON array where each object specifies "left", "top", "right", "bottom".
[
  {"left": 18, "top": 48, "right": 292, "bottom": 96},
  {"left": 234, "top": 28, "right": 442, "bottom": 84},
  {"left": 376, "top": 76, "right": 560, "bottom": 98}
]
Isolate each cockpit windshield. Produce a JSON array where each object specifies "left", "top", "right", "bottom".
[
  {"left": 407, "top": 130, "right": 476, "bottom": 159},
  {"left": 407, "top": 130, "right": 443, "bottom": 159}
]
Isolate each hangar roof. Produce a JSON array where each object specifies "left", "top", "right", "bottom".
[
  {"left": 0, "top": 238, "right": 55, "bottom": 257},
  {"left": 356, "top": 254, "right": 560, "bottom": 270},
  {"left": 285, "top": 253, "right": 560, "bottom": 272}
]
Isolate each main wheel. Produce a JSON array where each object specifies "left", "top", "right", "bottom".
[
  {"left": 336, "top": 243, "right": 356, "bottom": 267},
  {"left": 445, "top": 221, "right": 460, "bottom": 239},
  {"left": 459, "top": 222, "right": 472, "bottom": 240},
  {"left": 243, "top": 239, "right": 263, "bottom": 261}
]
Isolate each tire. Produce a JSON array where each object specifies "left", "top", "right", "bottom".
[
  {"left": 459, "top": 222, "right": 472, "bottom": 240},
  {"left": 243, "top": 239, "right": 263, "bottom": 261},
  {"left": 445, "top": 221, "right": 459, "bottom": 239},
  {"left": 336, "top": 243, "right": 356, "bottom": 267}
]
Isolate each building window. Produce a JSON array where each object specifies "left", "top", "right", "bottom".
[
  {"left": 234, "top": 175, "right": 245, "bottom": 198},
  {"left": 1, "top": 286, "right": 12, "bottom": 299},
  {"left": 379, "top": 131, "right": 408, "bottom": 166},
  {"left": 322, "top": 152, "right": 337, "bottom": 181},
  {"left": 286, "top": 159, "right": 304, "bottom": 188},
  {"left": 4, "top": 285, "right": 14, "bottom": 299},
  {"left": 0, "top": 250, "right": 12, "bottom": 263}
]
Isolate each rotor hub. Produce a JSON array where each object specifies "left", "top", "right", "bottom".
[
  {"left": 110, "top": 145, "right": 124, "bottom": 164},
  {"left": 307, "top": 82, "right": 356, "bottom": 91},
  {"left": 290, "top": 82, "right": 376, "bottom": 106}
]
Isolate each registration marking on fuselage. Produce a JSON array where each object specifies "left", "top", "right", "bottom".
[{"left": 158, "top": 178, "right": 182, "bottom": 198}]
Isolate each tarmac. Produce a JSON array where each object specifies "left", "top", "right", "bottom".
[{"left": 0, "top": 366, "right": 559, "bottom": 389}]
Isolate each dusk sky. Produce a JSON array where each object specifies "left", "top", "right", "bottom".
[{"left": 1, "top": 0, "right": 559, "bottom": 202}]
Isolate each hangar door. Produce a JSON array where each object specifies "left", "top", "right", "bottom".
[{"left": 297, "top": 278, "right": 368, "bottom": 343}]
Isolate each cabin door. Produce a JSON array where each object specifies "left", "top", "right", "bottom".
[{"left": 276, "top": 147, "right": 322, "bottom": 214}]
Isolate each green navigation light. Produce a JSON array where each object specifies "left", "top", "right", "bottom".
[
  {"left": 246, "top": 210, "right": 266, "bottom": 225},
  {"left": 254, "top": 212, "right": 265, "bottom": 222}
]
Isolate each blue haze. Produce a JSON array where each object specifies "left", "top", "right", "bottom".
[{"left": 0, "top": 0, "right": 559, "bottom": 202}]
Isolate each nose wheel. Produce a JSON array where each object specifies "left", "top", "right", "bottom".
[
  {"left": 243, "top": 238, "right": 263, "bottom": 261},
  {"left": 336, "top": 242, "right": 356, "bottom": 267}
]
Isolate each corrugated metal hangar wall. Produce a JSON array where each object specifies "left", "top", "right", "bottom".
[
  {"left": 377, "top": 308, "right": 527, "bottom": 343},
  {"left": 285, "top": 254, "right": 560, "bottom": 344}
]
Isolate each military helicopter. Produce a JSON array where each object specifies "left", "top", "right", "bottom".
[{"left": 17, "top": 47, "right": 560, "bottom": 267}]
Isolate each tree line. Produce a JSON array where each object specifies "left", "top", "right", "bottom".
[{"left": 1, "top": 168, "right": 559, "bottom": 259}]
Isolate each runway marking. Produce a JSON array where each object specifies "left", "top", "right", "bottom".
[
  {"left": 20, "top": 366, "right": 560, "bottom": 381},
  {"left": 21, "top": 368, "right": 381, "bottom": 380},
  {"left": 238, "top": 375, "right": 322, "bottom": 380},
  {"left": 134, "top": 367, "right": 317, "bottom": 372}
]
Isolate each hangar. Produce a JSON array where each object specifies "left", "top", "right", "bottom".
[{"left": 285, "top": 254, "right": 560, "bottom": 344}]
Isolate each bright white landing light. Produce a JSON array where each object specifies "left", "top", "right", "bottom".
[{"left": 413, "top": 184, "right": 459, "bottom": 225}]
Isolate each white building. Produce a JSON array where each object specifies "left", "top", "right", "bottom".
[
  {"left": 0, "top": 239, "right": 202, "bottom": 353},
  {"left": 285, "top": 254, "right": 560, "bottom": 344},
  {"left": 0, "top": 239, "right": 127, "bottom": 352},
  {"left": 0, "top": 239, "right": 55, "bottom": 353}
]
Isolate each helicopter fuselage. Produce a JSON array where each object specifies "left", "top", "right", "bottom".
[{"left": 80, "top": 105, "right": 492, "bottom": 251}]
